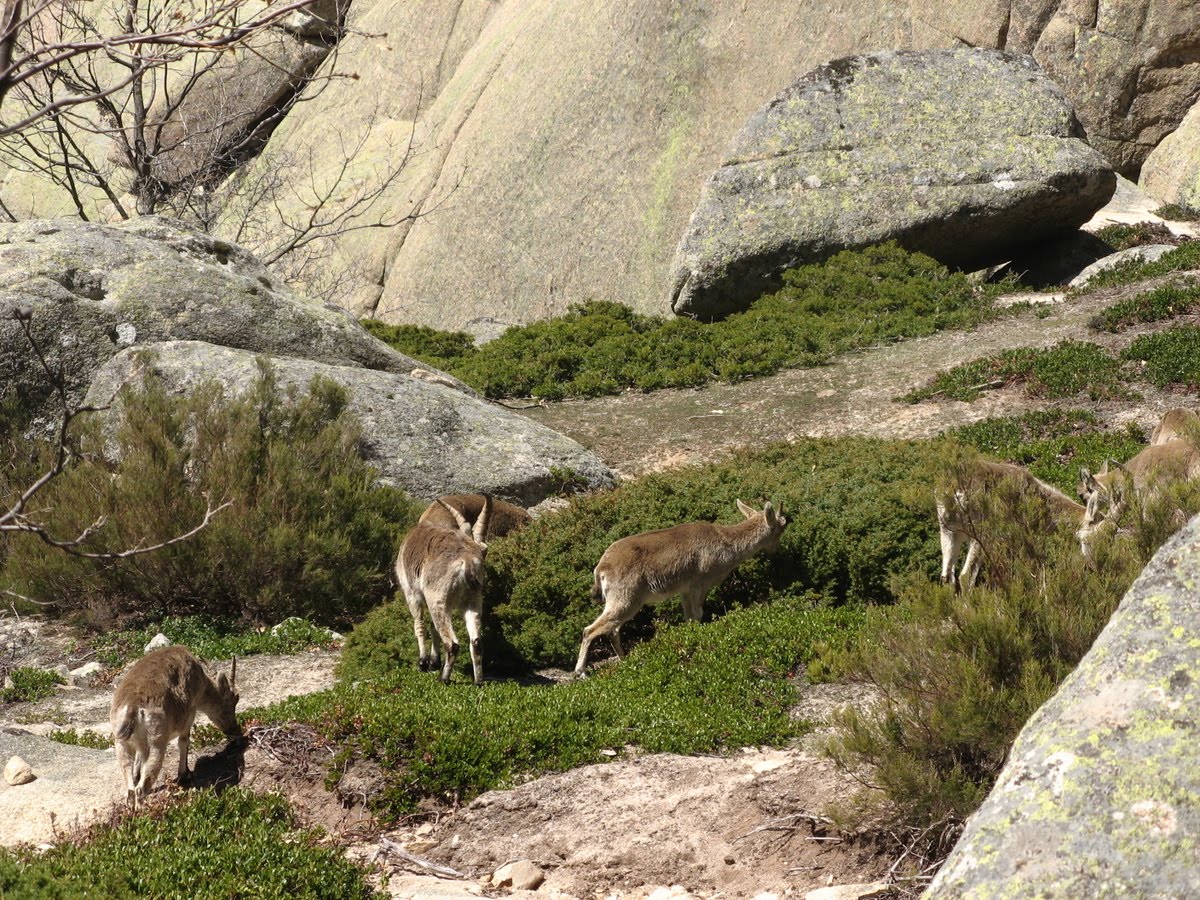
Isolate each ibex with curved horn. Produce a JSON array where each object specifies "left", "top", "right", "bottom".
[
  {"left": 395, "top": 494, "right": 492, "bottom": 684},
  {"left": 110, "top": 646, "right": 240, "bottom": 808}
]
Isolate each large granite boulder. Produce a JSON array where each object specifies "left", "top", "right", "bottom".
[
  {"left": 224, "top": 0, "right": 1192, "bottom": 330},
  {"left": 1140, "top": 99, "right": 1200, "bottom": 214},
  {"left": 85, "top": 342, "right": 613, "bottom": 504},
  {"left": 668, "top": 49, "right": 1116, "bottom": 319},
  {"left": 0, "top": 217, "right": 460, "bottom": 419},
  {"left": 926, "top": 513, "right": 1200, "bottom": 898}
]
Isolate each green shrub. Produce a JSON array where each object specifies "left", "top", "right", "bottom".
[
  {"left": 904, "top": 341, "right": 1131, "bottom": 403},
  {"left": 1094, "top": 221, "right": 1180, "bottom": 251},
  {"left": 822, "top": 468, "right": 1200, "bottom": 857},
  {"left": 47, "top": 728, "right": 112, "bottom": 750},
  {"left": 1, "top": 363, "right": 422, "bottom": 628},
  {"left": 948, "top": 409, "right": 1147, "bottom": 494},
  {"left": 1154, "top": 204, "right": 1200, "bottom": 222},
  {"left": 265, "top": 597, "right": 861, "bottom": 818},
  {"left": 0, "top": 666, "right": 65, "bottom": 703},
  {"left": 0, "top": 788, "right": 377, "bottom": 898},
  {"left": 1091, "top": 280, "right": 1200, "bottom": 331},
  {"left": 1121, "top": 326, "right": 1200, "bottom": 389},
  {"left": 92, "top": 616, "right": 340, "bottom": 668},
  {"left": 468, "top": 439, "right": 945, "bottom": 671},
  {"left": 365, "top": 244, "right": 998, "bottom": 400}
]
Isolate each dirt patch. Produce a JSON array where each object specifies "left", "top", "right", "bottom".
[{"left": 411, "top": 746, "right": 881, "bottom": 899}]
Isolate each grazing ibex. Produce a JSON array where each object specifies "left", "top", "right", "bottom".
[
  {"left": 574, "top": 499, "right": 788, "bottom": 677},
  {"left": 937, "top": 460, "right": 1085, "bottom": 591},
  {"left": 419, "top": 493, "right": 530, "bottom": 538},
  {"left": 1077, "top": 437, "right": 1200, "bottom": 556},
  {"left": 110, "top": 646, "right": 240, "bottom": 808},
  {"left": 396, "top": 495, "right": 492, "bottom": 684}
]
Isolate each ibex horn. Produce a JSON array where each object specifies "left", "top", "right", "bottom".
[
  {"left": 473, "top": 494, "right": 493, "bottom": 544},
  {"left": 435, "top": 499, "right": 471, "bottom": 534},
  {"left": 230, "top": 656, "right": 236, "bottom": 691}
]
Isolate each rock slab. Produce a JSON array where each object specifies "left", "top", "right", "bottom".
[
  {"left": 926, "top": 513, "right": 1200, "bottom": 898},
  {"left": 86, "top": 341, "right": 613, "bottom": 505},
  {"left": 669, "top": 49, "right": 1116, "bottom": 319}
]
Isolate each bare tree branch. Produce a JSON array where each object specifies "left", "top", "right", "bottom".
[{"left": 0, "top": 306, "right": 228, "bottom": 558}]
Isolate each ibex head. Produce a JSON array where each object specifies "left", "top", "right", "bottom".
[
  {"left": 211, "top": 658, "right": 241, "bottom": 736},
  {"left": 736, "top": 498, "right": 788, "bottom": 552}
]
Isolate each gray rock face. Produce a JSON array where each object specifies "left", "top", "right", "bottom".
[
  {"left": 0, "top": 217, "right": 455, "bottom": 419},
  {"left": 668, "top": 49, "right": 1117, "bottom": 319},
  {"left": 1068, "top": 244, "right": 1176, "bottom": 288},
  {"left": 926, "top": 513, "right": 1200, "bottom": 898},
  {"left": 1140, "top": 99, "right": 1200, "bottom": 214},
  {"left": 86, "top": 342, "right": 613, "bottom": 504}
]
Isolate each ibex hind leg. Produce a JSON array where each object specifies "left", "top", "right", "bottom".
[
  {"left": 961, "top": 539, "right": 983, "bottom": 590},
  {"left": 403, "top": 586, "right": 437, "bottom": 672},
  {"left": 575, "top": 606, "right": 635, "bottom": 677}
]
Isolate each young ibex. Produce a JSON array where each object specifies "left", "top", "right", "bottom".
[
  {"left": 396, "top": 495, "right": 492, "bottom": 684},
  {"left": 109, "top": 646, "right": 240, "bottom": 808},
  {"left": 937, "top": 460, "right": 1085, "bottom": 590},
  {"left": 1077, "top": 437, "right": 1200, "bottom": 556},
  {"left": 418, "top": 493, "right": 530, "bottom": 538},
  {"left": 574, "top": 499, "right": 788, "bottom": 677}
]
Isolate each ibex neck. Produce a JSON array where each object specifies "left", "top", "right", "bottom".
[{"left": 721, "top": 516, "right": 772, "bottom": 560}]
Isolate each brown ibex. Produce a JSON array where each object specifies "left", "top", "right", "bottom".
[
  {"left": 1077, "top": 437, "right": 1200, "bottom": 556},
  {"left": 109, "top": 646, "right": 240, "bottom": 808},
  {"left": 574, "top": 499, "right": 788, "bottom": 677},
  {"left": 937, "top": 460, "right": 1085, "bottom": 590},
  {"left": 396, "top": 495, "right": 492, "bottom": 684},
  {"left": 1150, "top": 407, "right": 1200, "bottom": 446},
  {"left": 418, "top": 493, "right": 530, "bottom": 538}
]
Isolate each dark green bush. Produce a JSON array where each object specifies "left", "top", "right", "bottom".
[
  {"left": 0, "top": 788, "right": 377, "bottom": 898},
  {"left": 1154, "top": 204, "right": 1200, "bottom": 222},
  {"left": 0, "top": 666, "right": 64, "bottom": 703},
  {"left": 1094, "top": 221, "right": 1180, "bottom": 251},
  {"left": 265, "top": 597, "right": 861, "bottom": 818},
  {"left": 0, "top": 363, "right": 422, "bottom": 628},
  {"left": 822, "top": 465, "right": 1200, "bottom": 855},
  {"left": 472, "top": 439, "right": 945, "bottom": 671},
  {"left": 1091, "top": 280, "right": 1200, "bottom": 331},
  {"left": 1122, "top": 326, "right": 1200, "bottom": 389},
  {"left": 366, "top": 244, "right": 998, "bottom": 400},
  {"left": 904, "top": 341, "right": 1131, "bottom": 403}
]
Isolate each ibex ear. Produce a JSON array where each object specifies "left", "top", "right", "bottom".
[
  {"left": 1080, "top": 467, "right": 1099, "bottom": 493},
  {"left": 217, "top": 672, "right": 230, "bottom": 691},
  {"left": 735, "top": 498, "right": 756, "bottom": 519}
]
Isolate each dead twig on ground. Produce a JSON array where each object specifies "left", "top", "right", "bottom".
[{"left": 376, "top": 837, "right": 464, "bottom": 879}]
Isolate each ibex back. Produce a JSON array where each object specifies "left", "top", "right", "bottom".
[
  {"left": 574, "top": 499, "right": 787, "bottom": 677},
  {"left": 109, "top": 646, "right": 240, "bottom": 808},
  {"left": 418, "top": 493, "right": 530, "bottom": 538}
]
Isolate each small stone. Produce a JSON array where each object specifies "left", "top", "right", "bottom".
[
  {"left": 405, "top": 839, "right": 438, "bottom": 854},
  {"left": 477, "top": 874, "right": 492, "bottom": 886},
  {"left": 492, "top": 859, "right": 544, "bottom": 891},
  {"left": 144, "top": 633, "right": 171, "bottom": 653},
  {"left": 2, "top": 676, "right": 13, "bottom": 691},
  {"left": 4, "top": 755, "right": 35, "bottom": 785},
  {"left": 69, "top": 661, "right": 103, "bottom": 682},
  {"left": 415, "top": 823, "right": 435, "bottom": 836}
]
